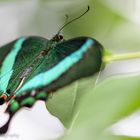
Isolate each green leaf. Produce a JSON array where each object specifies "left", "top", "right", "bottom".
[
  {"left": 46, "top": 75, "right": 97, "bottom": 128},
  {"left": 59, "top": 74, "right": 140, "bottom": 140}
]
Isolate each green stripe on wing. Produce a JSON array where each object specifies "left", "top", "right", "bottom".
[{"left": 0, "top": 38, "right": 26, "bottom": 93}]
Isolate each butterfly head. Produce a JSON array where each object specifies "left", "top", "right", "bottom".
[{"left": 52, "top": 34, "right": 64, "bottom": 42}]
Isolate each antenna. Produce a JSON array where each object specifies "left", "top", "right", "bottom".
[
  {"left": 57, "top": 6, "right": 90, "bottom": 35},
  {"left": 61, "top": 14, "right": 69, "bottom": 28}
]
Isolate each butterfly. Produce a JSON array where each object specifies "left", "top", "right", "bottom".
[{"left": 0, "top": 6, "right": 103, "bottom": 134}]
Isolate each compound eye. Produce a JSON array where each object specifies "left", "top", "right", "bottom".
[
  {"left": 0, "top": 94, "right": 7, "bottom": 105},
  {"left": 59, "top": 35, "right": 63, "bottom": 40}
]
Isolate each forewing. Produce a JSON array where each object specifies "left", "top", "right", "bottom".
[{"left": 17, "top": 37, "right": 103, "bottom": 94}]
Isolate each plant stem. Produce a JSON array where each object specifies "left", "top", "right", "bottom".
[{"left": 103, "top": 52, "right": 140, "bottom": 64}]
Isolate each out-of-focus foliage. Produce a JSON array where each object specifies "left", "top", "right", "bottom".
[{"left": 59, "top": 74, "right": 140, "bottom": 140}]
